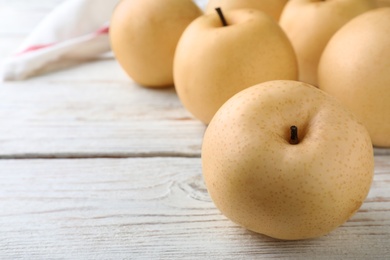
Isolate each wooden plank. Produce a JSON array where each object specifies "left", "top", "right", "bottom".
[
  {"left": 0, "top": 156, "right": 389, "bottom": 259},
  {"left": 375, "top": 147, "right": 390, "bottom": 155},
  {"left": 0, "top": 68, "right": 205, "bottom": 157}
]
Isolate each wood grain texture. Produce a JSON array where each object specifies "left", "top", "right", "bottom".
[
  {"left": 0, "top": 66, "right": 205, "bottom": 158},
  {"left": 0, "top": 157, "right": 389, "bottom": 259}
]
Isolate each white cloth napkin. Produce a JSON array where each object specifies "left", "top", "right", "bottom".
[{"left": 1, "top": 0, "right": 207, "bottom": 81}]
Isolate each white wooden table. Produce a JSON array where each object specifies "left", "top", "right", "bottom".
[{"left": 1, "top": 2, "right": 389, "bottom": 259}]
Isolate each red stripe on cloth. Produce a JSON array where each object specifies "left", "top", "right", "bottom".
[
  {"left": 15, "top": 25, "right": 110, "bottom": 55},
  {"left": 95, "top": 26, "right": 109, "bottom": 35},
  {"left": 16, "top": 43, "right": 55, "bottom": 55}
]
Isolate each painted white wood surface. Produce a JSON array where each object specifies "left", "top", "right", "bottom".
[
  {"left": 1, "top": 1, "right": 390, "bottom": 259},
  {"left": 0, "top": 74, "right": 205, "bottom": 158},
  {"left": 1, "top": 157, "right": 390, "bottom": 259}
]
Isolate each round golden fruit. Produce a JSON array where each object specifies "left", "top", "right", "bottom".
[
  {"left": 318, "top": 8, "right": 390, "bottom": 147},
  {"left": 202, "top": 80, "right": 374, "bottom": 240},
  {"left": 110, "top": 0, "right": 202, "bottom": 88},
  {"left": 174, "top": 9, "right": 297, "bottom": 124}
]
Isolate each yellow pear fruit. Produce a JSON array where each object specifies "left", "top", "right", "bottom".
[
  {"left": 279, "top": 0, "right": 376, "bottom": 86},
  {"left": 377, "top": 0, "right": 390, "bottom": 7},
  {"left": 110, "top": 0, "right": 202, "bottom": 88},
  {"left": 174, "top": 8, "right": 298, "bottom": 124},
  {"left": 205, "top": 0, "right": 288, "bottom": 21},
  {"left": 202, "top": 80, "right": 374, "bottom": 240},
  {"left": 318, "top": 7, "right": 390, "bottom": 147}
]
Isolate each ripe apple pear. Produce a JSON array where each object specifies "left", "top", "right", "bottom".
[
  {"left": 205, "top": 0, "right": 288, "bottom": 21},
  {"left": 202, "top": 80, "right": 374, "bottom": 240},
  {"left": 279, "top": 0, "right": 376, "bottom": 86},
  {"left": 109, "top": 0, "right": 202, "bottom": 88},
  {"left": 377, "top": 0, "right": 390, "bottom": 7},
  {"left": 174, "top": 8, "right": 298, "bottom": 124},
  {"left": 318, "top": 8, "right": 390, "bottom": 147}
]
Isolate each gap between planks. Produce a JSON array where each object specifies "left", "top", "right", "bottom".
[
  {"left": 0, "top": 152, "right": 201, "bottom": 160},
  {"left": 0, "top": 148, "right": 388, "bottom": 160}
]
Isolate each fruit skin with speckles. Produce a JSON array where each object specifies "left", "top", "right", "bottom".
[
  {"left": 279, "top": 0, "right": 376, "bottom": 86},
  {"left": 202, "top": 80, "right": 374, "bottom": 240},
  {"left": 173, "top": 8, "right": 297, "bottom": 125},
  {"left": 318, "top": 8, "right": 390, "bottom": 147},
  {"left": 110, "top": 0, "right": 202, "bottom": 88}
]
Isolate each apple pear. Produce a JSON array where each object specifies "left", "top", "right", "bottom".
[
  {"left": 174, "top": 8, "right": 298, "bottom": 124},
  {"left": 205, "top": 0, "right": 288, "bottom": 21},
  {"left": 202, "top": 80, "right": 374, "bottom": 240},
  {"left": 110, "top": 0, "right": 202, "bottom": 88},
  {"left": 279, "top": 0, "right": 376, "bottom": 86},
  {"left": 377, "top": 0, "right": 390, "bottom": 7},
  {"left": 318, "top": 8, "right": 390, "bottom": 147}
]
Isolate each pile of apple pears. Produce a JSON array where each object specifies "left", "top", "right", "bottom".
[{"left": 110, "top": 0, "right": 390, "bottom": 240}]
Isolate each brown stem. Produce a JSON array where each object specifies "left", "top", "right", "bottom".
[
  {"left": 215, "top": 7, "right": 228, "bottom": 26},
  {"left": 289, "top": 125, "right": 299, "bottom": 145}
]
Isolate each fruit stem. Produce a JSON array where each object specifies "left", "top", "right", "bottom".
[
  {"left": 215, "top": 7, "right": 228, "bottom": 26},
  {"left": 289, "top": 125, "right": 299, "bottom": 145}
]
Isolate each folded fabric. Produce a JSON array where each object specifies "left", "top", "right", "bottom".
[
  {"left": 1, "top": 0, "right": 208, "bottom": 81},
  {"left": 1, "top": 0, "right": 119, "bottom": 81}
]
